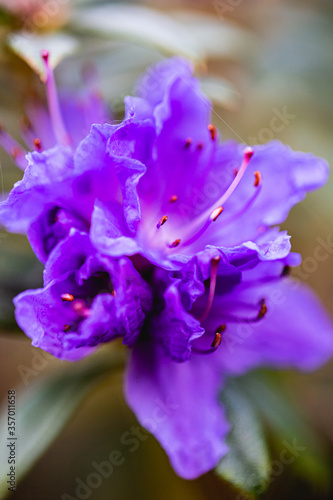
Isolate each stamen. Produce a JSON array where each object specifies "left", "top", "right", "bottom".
[
  {"left": 254, "top": 170, "right": 262, "bottom": 187},
  {"left": 33, "top": 138, "right": 42, "bottom": 151},
  {"left": 210, "top": 206, "right": 224, "bottom": 222},
  {"left": 156, "top": 215, "right": 168, "bottom": 229},
  {"left": 216, "top": 182, "right": 262, "bottom": 230},
  {"left": 208, "top": 124, "right": 217, "bottom": 141},
  {"left": 61, "top": 293, "right": 74, "bottom": 302},
  {"left": 223, "top": 298, "right": 268, "bottom": 323},
  {"left": 184, "top": 137, "right": 192, "bottom": 149},
  {"left": 41, "top": 50, "right": 70, "bottom": 146},
  {"left": 63, "top": 324, "right": 70, "bottom": 332},
  {"left": 169, "top": 195, "right": 178, "bottom": 203},
  {"left": 257, "top": 299, "right": 267, "bottom": 320},
  {"left": 211, "top": 324, "right": 226, "bottom": 348},
  {"left": 180, "top": 147, "right": 255, "bottom": 243},
  {"left": 199, "top": 256, "right": 221, "bottom": 323},
  {"left": 168, "top": 239, "right": 181, "bottom": 248},
  {"left": 192, "top": 325, "right": 226, "bottom": 355}
]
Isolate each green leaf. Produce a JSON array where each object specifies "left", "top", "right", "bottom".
[
  {"left": 7, "top": 32, "right": 80, "bottom": 79},
  {"left": 0, "top": 350, "right": 125, "bottom": 499},
  {"left": 243, "top": 372, "right": 331, "bottom": 489},
  {"left": 216, "top": 379, "right": 271, "bottom": 498},
  {"left": 71, "top": 5, "right": 204, "bottom": 63}
]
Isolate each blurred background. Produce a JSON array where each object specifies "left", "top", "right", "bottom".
[{"left": 0, "top": 0, "right": 333, "bottom": 499}]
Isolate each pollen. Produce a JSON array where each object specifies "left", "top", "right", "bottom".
[
  {"left": 254, "top": 170, "right": 262, "bottom": 187},
  {"left": 61, "top": 293, "right": 74, "bottom": 302},
  {"left": 208, "top": 124, "right": 217, "bottom": 141},
  {"left": 184, "top": 137, "right": 192, "bottom": 148},
  {"left": 258, "top": 299, "right": 268, "bottom": 320},
  {"left": 169, "top": 239, "right": 181, "bottom": 248},
  {"left": 210, "top": 206, "right": 224, "bottom": 222},
  {"left": 33, "top": 138, "right": 43, "bottom": 151},
  {"left": 156, "top": 215, "right": 168, "bottom": 229},
  {"left": 170, "top": 195, "right": 178, "bottom": 203}
]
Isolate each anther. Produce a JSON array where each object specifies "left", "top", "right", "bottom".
[
  {"left": 210, "top": 206, "right": 223, "bottom": 222},
  {"left": 61, "top": 293, "right": 74, "bottom": 302},
  {"left": 211, "top": 324, "right": 226, "bottom": 348},
  {"left": 254, "top": 170, "right": 262, "bottom": 187},
  {"left": 197, "top": 142, "right": 204, "bottom": 150},
  {"left": 208, "top": 124, "right": 217, "bottom": 141},
  {"left": 63, "top": 324, "right": 70, "bottom": 332},
  {"left": 169, "top": 195, "right": 178, "bottom": 203},
  {"left": 111, "top": 290, "right": 116, "bottom": 297},
  {"left": 33, "top": 138, "right": 42, "bottom": 151},
  {"left": 156, "top": 215, "right": 168, "bottom": 229},
  {"left": 184, "top": 137, "right": 192, "bottom": 148},
  {"left": 257, "top": 299, "right": 267, "bottom": 320},
  {"left": 169, "top": 239, "right": 181, "bottom": 248}
]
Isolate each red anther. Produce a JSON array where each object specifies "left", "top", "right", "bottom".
[
  {"left": 156, "top": 215, "right": 168, "bottom": 229},
  {"left": 211, "top": 332, "right": 222, "bottom": 349},
  {"left": 33, "top": 138, "right": 42, "bottom": 151},
  {"left": 169, "top": 195, "right": 178, "bottom": 203},
  {"left": 257, "top": 299, "right": 267, "bottom": 320},
  {"left": 169, "top": 239, "right": 181, "bottom": 248},
  {"left": 184, "top": 137, "right": 192, "bottom": 148},
  {"left": 208, "top": 123, "right": 217, "bottom": 141},
  {"left": 111, "top": 290, "right": 116, "bottom": 297},
  {"left": 61, "top": 293, "right": 74, "bottom": 302},
  {"left": 210, "top": 206, "right": 224, "bottom": 222},
  {"left": 63, "top": 324, "right": 70, "bottom": 332},
  {"left": 254, "top": 170, "right": 262, "bottom": 187}
]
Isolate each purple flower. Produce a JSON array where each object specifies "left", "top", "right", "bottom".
[
  {"left": 2, "top": 56, "right": 333, "bottom": 479},
  {"left": 14, "top": 230, "right": 152, "bottom": 360}
]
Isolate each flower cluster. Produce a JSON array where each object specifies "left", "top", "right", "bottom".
[{"left": 1, "top": 54, "right": 333, "bottom": 479}]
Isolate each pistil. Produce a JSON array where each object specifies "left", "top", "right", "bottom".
[{"left": 41, "top": 50, "right": 70, "bottom": 146}]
